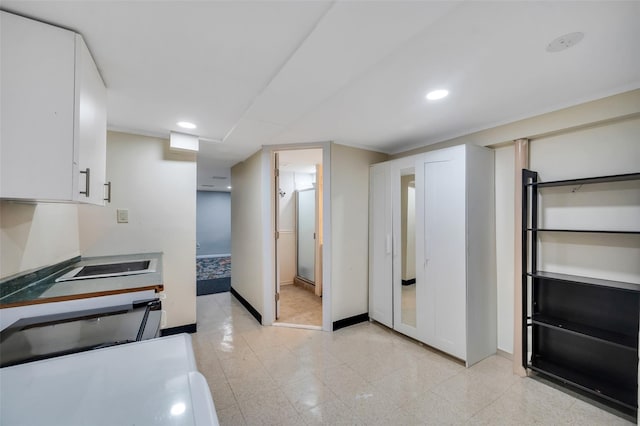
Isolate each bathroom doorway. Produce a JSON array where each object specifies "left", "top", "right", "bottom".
[{"left": 274, "top": 148, "right": 323, "bottom": 328}]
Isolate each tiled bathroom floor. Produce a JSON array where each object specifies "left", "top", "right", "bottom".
[
  {"left": 277, "top": 284, "right": 322, "bottom": 326},
  {"left": 193, "top": 293, "right": 634, "bottom": 425}
]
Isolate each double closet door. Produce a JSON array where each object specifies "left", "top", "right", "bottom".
[{"left": 369, "top": 144, "right": 496, "bottom": 366}]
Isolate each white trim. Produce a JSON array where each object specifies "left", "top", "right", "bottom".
[
  {"left": 272, "top": 322, "right": 322, "bottom": 331},
  {"left": 195, "top": 254, "right": 231, "bottom": 259},
  {"left": 261, "top": 148, "right": 274, "bottom": 326},
  {"left": 321, "top": 143, "right": 332, "bottom": 332},
  {"left": 497, "top": 349, "right": 513, "bottom": 360}
]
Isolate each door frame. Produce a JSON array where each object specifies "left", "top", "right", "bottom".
[
  {"left": 274, "top": 152, "right": 281, "bottom": 320},
  {"left": 260, "top": 142, "right": 332, "bottom": 332}
]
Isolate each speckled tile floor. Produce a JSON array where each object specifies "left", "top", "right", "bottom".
[{"left": 193, "top": 292, "right": 634, "bottom": 426}]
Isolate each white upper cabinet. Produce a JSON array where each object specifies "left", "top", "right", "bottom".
[
  {"left": 74, "top": 33, "right": 107, "bottom": 205},
  {"left": 1, "top": 11, "right": 107, "bottom": 205}
]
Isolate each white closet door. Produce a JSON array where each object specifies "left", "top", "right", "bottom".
[
  {"left": 369, "top": 162, "right": 393, "bottom": 328},
  {"left": 419, "top": 146, "right": 467, "bottom": 359}
]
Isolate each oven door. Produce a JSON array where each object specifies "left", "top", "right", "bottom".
[{"left": 0, "top": 299, "right": 161, "bottom": 367}]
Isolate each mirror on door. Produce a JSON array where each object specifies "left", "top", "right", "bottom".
[{"left": 400, "top": 172, "right": 416, "bottom": 327}]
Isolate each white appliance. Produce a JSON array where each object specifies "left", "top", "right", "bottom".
[{"left": 0, "top": 334, "right": 218, "bottom": 425}]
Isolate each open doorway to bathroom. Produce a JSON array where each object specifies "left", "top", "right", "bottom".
[{"left": 274, "top": 148, "right": 323, "bottom": 328}]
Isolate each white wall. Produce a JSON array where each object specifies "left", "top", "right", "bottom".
[
  {"left": 1, "top": 202, "right": 80, "bottom": 278},
  {"left": 529, "top": 118, "right": 640, "bottom": 180},
  {"left": 294, "top": 172, "right": 315, "bottom": 190},
  {"left": 78, "top": 131, "right": 197, "bottom": 329},
  {"left": 230, "top": 150, "right": 264, "bottom": 316},
  {"left": 530, "top": 118, "right": 640, "bottom": 284},
  {"left": 494, "top": 145, "right": 515, "bottom": 354},
  {"left": 331, "top": 143, "right": 388, "bottom": 322}
]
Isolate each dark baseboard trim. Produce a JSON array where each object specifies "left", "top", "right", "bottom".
[
  {"left": 402, "top": 278, "right": 416, "bottom": 286},
  {"left": 333, "top": 313, "right": 369, "bottom": 331},
  {"left": 197, "top": 277, "right": 231, "bottom": 295},
  {"left": 230, "top": 286, "right": 262, "bottom": 324},
  {"left": 160, "top": 323, "right": 197, "bottom": 336}
]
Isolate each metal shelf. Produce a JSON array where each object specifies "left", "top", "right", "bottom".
[
  {"left": 532, "top": 314, "right": 637, "bottom": 350},
  {"left": 525, "top": 172, "right": 640, "bottom": 188},
  {"left": 529, "top": 358, "right": 637, "bottom": 410},
  {"left": 527, "top": 228, "right": 640, "bottom": 235},
  {"left": 528, "top": 271, "right": 640, "bottom": 292},
  {"left": 522, "top": 168, "right": 640, "bottom": 416}
]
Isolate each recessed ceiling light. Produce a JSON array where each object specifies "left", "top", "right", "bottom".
[
  {"left": 426, "top": 89, "right": 449, "bottom": 101},
  {"left": 227, "top": 186, "right": 232, "bottom": 190},
  {"left": 177, "top": 121, "right": 197, "bottom": 129},
  {"left": 546, "top": 32, "right": 584, "bottom": 53}
]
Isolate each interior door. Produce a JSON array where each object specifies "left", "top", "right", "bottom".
[{"left": 274, "top": 152, "right": 281, "bottom": 320}]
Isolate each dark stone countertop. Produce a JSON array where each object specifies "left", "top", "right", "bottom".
[{"left": 0, "top": 253, "right": 163, "bottom": 308}]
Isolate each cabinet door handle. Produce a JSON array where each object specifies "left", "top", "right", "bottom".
[
  {"left": 80, "top": 168, "right": 90, "bottom": 197},
  {"left": 104, "top": 181, "right": 112, "bottom": 203},
  {"left": 385, "top": 234, "right": 392, "bottom": 254}
]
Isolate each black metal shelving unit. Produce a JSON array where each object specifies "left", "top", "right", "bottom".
[{"left": 522, "top": 169, "right": 640, "bottom": 417}]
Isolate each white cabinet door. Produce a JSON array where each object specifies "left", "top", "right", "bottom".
[
  {"left": 0, "top": 11, "right": 76, "bottom": 201},
  {"left": 74, "top": 35, "right": 107, "bottom": 205},
  {"left": 369, "top": 162, "right": 393, "bottom": 328},
  {"left": 417, "top": 145, "right": 467, "bottom": 359},
  {"left": 0, "top": 12, "right": 106, "bottom": 205}
]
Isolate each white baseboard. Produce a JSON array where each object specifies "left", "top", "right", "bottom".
[{"left": 497, "top": 349, "right": 513, "bottom": 360}]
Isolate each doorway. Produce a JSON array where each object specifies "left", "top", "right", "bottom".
[{"left": 274, "top": 148, "right": 323, "bottom": 328}]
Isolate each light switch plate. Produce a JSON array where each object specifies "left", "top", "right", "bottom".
[{"left": 116, "top": 209, "right": 129, "bottom": 223}]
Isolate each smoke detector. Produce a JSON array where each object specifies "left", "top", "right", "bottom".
[{"left": 546, "top": 32, "right": 584, "bottom": 53}]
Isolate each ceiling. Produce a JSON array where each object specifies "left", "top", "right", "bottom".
[{"left": 3, "top": 1, "right": 639, "bottom": 190}]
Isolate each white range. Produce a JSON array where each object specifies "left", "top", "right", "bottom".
[{"left": 0, "top": 334, "right": 218, "bottom": 425}]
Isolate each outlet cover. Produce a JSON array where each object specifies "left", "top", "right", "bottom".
[{"left": 116, "top": 209, "right": 129, "bottom": 223}]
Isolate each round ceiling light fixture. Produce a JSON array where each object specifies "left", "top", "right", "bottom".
[
  {"left": 425, "top": 89, "right": 449, "bottom": 101},
  {"left": 546, "top": 32, "right": 584, "bottom": 53},
  {"left": 177, "top": 121, "right": 197, "bottom": 129}
]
